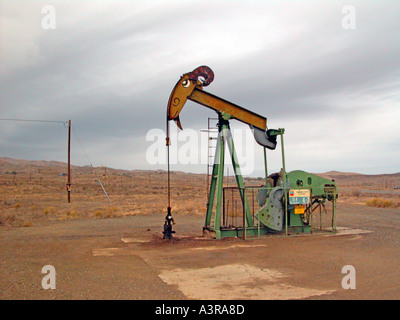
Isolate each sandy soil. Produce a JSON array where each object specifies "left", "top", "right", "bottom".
[{"left": 1, "top": 201, "right": 399, "bottom": 300}]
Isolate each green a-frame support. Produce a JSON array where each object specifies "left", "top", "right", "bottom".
[{"left": 204, "top": 113, "right": 255, "bottom": 239}]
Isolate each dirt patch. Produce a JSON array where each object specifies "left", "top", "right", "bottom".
[
  {"left": 159, "top": 263, "right": 334, "bottom": 300},
  {"left": 92, "top": 247, "right": 136, "bottom": 257}
]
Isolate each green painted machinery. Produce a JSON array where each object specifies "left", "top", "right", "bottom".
[{"left": 255, "top": 170, "right": 337, "bottom": 235}]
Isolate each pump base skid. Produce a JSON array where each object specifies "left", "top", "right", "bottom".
[{"left": 203, "top": 225, "right": 316, "bottom": 239}]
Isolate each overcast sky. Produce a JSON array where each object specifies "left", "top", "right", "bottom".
[{"left": 0, "top": 0, "right": 399, "bottom": 176}]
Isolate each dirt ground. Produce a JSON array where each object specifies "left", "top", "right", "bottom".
[{"left": 1, "top": 201, "right": 399, "bottom": 300}]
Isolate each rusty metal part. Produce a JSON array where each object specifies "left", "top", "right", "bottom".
[
  {"left": 187, "top": 65, "right": 214, "bottom": 87},
  {"left": 167, "top": 66, "right": 214, "bottom": 129}
]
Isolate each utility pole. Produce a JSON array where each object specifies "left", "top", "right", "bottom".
[{"left": 67, "top": 120, "right": 71, "bottom": 203}]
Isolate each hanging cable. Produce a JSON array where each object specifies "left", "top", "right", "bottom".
[
  {"left": 71, "top": 125, "right": 94, "bottom": 167},
  {"left": 1, "top": 118, "right": 94, "bottom": 169},
  {"left": 0, "top": 118, "right": 67, "bottom": 125},
  {"left": 166, "top": 118, "right": 171, "bottom": 209},
  {"left": 163, "top": 118, "right": 175, "bottom": 239}
]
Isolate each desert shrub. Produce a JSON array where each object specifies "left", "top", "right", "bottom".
[
  {"left": 351, "top": 189, "right": 361, "bottom": 197},
  {"left": 0, "top": 214, "right": 26, "bottom": 227},
  {"left": 366, "top": 198, "right": 394, "bottom": 208},
  {"left": 66, "top": 209, "right": 79, "bottom": 218},
  {"left": 59, "top": 209, "right": 80, "bottom": 221},
  {"left": 43, "top": 206, "right": 56, "bottom": 216},
  {"left": 366, "top": 199, "right": 377, "bottom": 207},
  {"left": 22, "top": 220, "right": 33, "bottom": 227},
  {"left": 382, "top": 200, "right": 394, "bottom": 208},
  {"left": 93, "top": 209, "right": 103, "bottom": 218},
  {"left": 92, "top": 206, "right": 120, "bottom": 219}
]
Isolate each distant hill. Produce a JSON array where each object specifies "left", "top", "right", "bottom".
[
  {"left": 1, "top": 157, "right": 399, "bottom": 188},
  {"left": 0, "top": 157, "right": 204, "bottom": 178},
  {"left": 0, "top": 157, "right": 66, "bottom": 168},
  {"left": 316, "top": 170, "right": 400, "bottom": 180},
  {"left": 315, "top": 170, "right": 400, "bottom": 188}
]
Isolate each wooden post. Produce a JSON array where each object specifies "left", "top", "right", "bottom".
[{"left": 67, "top": 120, "right": 71, "bottom": 203}]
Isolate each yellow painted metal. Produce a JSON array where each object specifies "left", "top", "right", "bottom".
[
  {"left": 167, "top": 76, "right": 266, "bottom": 130},
  {"left": 294, "top": 205, "right": 305, "bottom": 214},
  {"left": 189, "top": 88, "right": 266, "bottom": 130},
  {"left": 167, "top": 74, "right": 197, "bottom": 129}
]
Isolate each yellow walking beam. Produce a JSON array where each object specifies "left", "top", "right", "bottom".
[
  {"left": 167, "top": 66, "right": 277, "bottom": 150},
  {"left": 167, "top": 66, "right": 266, "bottom": 130},
  {"left": 188, "top": 88, "right": 266, "bottom": 130}
]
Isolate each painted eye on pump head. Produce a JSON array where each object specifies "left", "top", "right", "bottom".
[{"left": 182, "top": 79, "right": 190, "bottom": 88}]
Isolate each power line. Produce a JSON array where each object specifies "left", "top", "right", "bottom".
[
  {"left": 0, "top": 118, "right": 67, "bottom": 125},
  {"left": 1, "top": 117, "right": 95, "bottom": 167},
  {"left": 71, "top": 125, "right": 94, "bottom": 167}
]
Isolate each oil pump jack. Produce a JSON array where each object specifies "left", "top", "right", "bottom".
[{"left": 165, "top": 66, "right": 337, "bottom": 239}]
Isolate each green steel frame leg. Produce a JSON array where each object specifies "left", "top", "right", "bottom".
[
  {"left": 279, "top": 129, "right": 288, "bottom": 236},
  {"left": 204, "top": 115, "right": 253, "bottom": 238},
  {"left": 213, "top": 130, "right": 225, "bottom": 239},
  {"left": 263, "top": 147, "right": 268, "bottom": 185},
  {"left": 224, "top": 125, "right": 253, "bottom": 227},
  {"left": 205, "top": 125, "right": 224, "bottom": 239},
  {"left": 333, "top": 187, "right": 337, "bottom": 233}
]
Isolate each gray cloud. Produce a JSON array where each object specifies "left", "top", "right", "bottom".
[{"left": 0, "top": 0, "right": 399, "bottom": 174}]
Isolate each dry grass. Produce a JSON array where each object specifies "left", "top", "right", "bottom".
[
  {"left": 21, "top": 220, "right": 34, "bottom": 227},
  {"left": 1, "top": 158, "right": 399, "bottom": 227},
  {"left": 0, "top": 162, "right": 210, "bottom": 227},
  {"left": 59, "top": 208, "right": 81, "bottom": 221},
  {"left": 43, "top": 206, "right": 56, "bottom": 216},
  {"left": 366, "top": 198, "right": 400, "bottom": 209},
  {"left": 0, "top": 213, "right": 33, "bottom": 227},
  {"left": 338, "top": 188, "right": 400, "bottom": 208},
  {"left": 350, "top": 189, "right": 361, "bottom": 197},
  {"left": 91, "top": 206, "right": 121, "bottom": 219}
]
